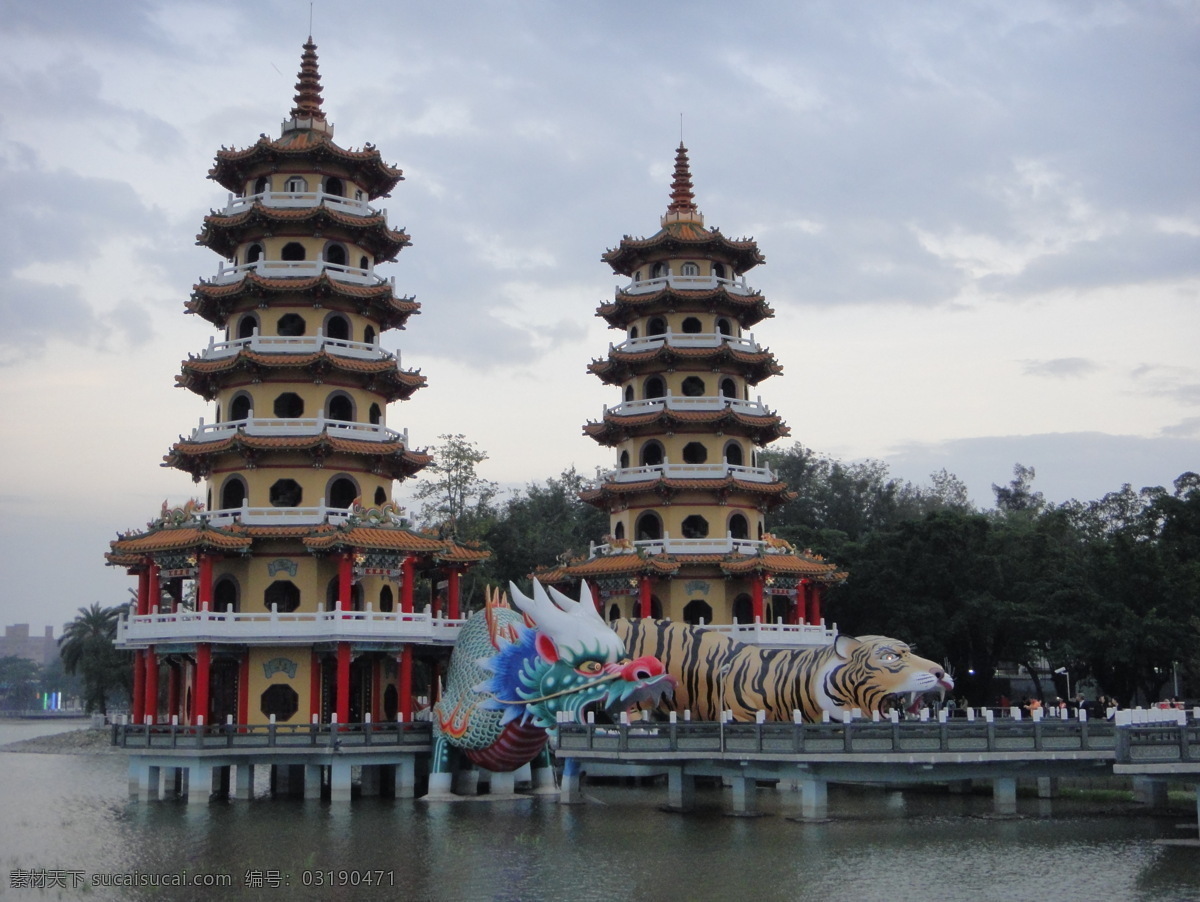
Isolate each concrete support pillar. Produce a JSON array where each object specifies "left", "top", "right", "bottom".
[
  {"left": 531, "top": 763, "right": 558, "bottom": 795},
  {"left": 488, "top": 769, "right": 516, "bottom": 795},
  {"left": 234, "top": 764, "right": 254, "bottom": 800},
  {"left": 302, "top": 765, "right": 322, "bottom": 800},
  {"left": 452, "top": 768, "right": 480, "bottom": 796},
  {"left": 1037, "top": 777, "right": 1059, "bottom": 799},
  {"left": 133, "top": 761, "right": 161, "bottom": 801},
  {"left": 329, "top": 762, "right": 352, "bottom": 802},
  {"left": 667, "top": 767, "right": 695, "bottom": 811},
  {"left": 395, "top": 757, "right": 416, "bottom": 799},
  {"left": 993, "top": 776, "right": 1018, "bottom": 816},
  {"left": 212, "top": 765, "right": 230, "bottom": 799},
  {"left": 1134, "top": 777, "right": 1168, "bottom": 809},
  {"left": 730, "top": 775, "right": 757, "bottom": 815},
  {"left": 360, "top": 765, "right": 381, "bottom": 797},
  {"left": 188, "top": 763, "right": 213, "bottom": 805},
  {"left": 559, "top": 764, "right": 584, "bottom": 804},
  {"left": 800, "top": 776, "right": 828, "bottom": 819},
  {"left": 426, "top": 771, "right": 453, "bottom": 798}
]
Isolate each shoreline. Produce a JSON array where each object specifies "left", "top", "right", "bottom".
[{"left": 0, "top": 727, "right": 125, "bottom": 756}]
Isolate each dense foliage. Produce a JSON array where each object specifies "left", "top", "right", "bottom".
[
  {"left": 58, "top": 602, "right": 131, "bottom": 715},
  {"left": 409, "top": 437, "right": 1199, "bottom": 707}
]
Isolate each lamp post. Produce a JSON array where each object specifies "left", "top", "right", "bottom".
[{"left": 1054, "top": 666, "right": 1070, "bottom": 700}]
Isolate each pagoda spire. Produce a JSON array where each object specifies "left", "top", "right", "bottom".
[
  {"left": 283, "top": 37, "right": 333, "bottom": 136},
  {"left": 663, "top": 142, "right": 703, "bottom": 226}
]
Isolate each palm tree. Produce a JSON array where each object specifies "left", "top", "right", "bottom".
[{"left": 59, "top": 603, "right": 130, "bottom": 715}]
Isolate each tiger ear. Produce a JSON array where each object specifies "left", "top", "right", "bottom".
[{"left": 834, "top": 634, "right": 861, "bottom": 659}]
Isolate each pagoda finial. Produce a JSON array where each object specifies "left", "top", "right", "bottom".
[
  {"left": 663, "top": 142, "right": 703, "bottom": 226},
  {"left": 282, "top": 37, "right": 333, "bottom": 136}
]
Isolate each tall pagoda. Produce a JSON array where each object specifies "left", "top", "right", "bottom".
[
  {"left": 539, "top": 145, "right": 844, "bottom": 635},
  {"left": 107, "top": 40, "right": 486, "bottom": 731}
]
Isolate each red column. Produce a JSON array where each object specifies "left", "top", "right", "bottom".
[
  {"left": 144, "top": 647, "right": 158, "bottom": 724},
  {"left": 238, "top": 654, "right": 250, "bottom": 729},
  {"left": 149, "top": 562, "right": 161, "bottom": 611},
  {"left": 166, "top": 662, "right": 179, "bottom": 723},
  {"left": 197, "top": 554, "right": 213, "bottom": 611},
  {"left": 400, "top": 557, "right": 415, "bottom": 614},
  {"left": 336, "top": 643, "right": 351, "bottom": 724},
  {"left": 309, "top": 652, "right": 321, "bottom": 722},
  {"left": 338, "top": 553, "right": 353, "bottom": 617},
  {"left": 132, "top": 650, "right": 145, "bottom": 723},
  {"left": 398, "top": 646, "right": 413, "bottom": 721},
  {"left": 751, "top": 574, "right": 765, "bottom": 623},
  {"left": 810, "top": 584, "right": 823, "bottom": 626},
  {"left": 193, "top": 644, "right": 211, "bottom": 726},
  {"left": 136, "top": 568, "right": 150, "bottom": 616},
  {"left": 447, "top": 567, "right": 460, "bottom": 619},
  {"left": 638, "top": 575, "right": 652, "bottom": 619}
]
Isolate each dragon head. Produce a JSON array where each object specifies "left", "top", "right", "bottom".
[{"left": 480, "top": 581, "right": 675, "bottom": 730}]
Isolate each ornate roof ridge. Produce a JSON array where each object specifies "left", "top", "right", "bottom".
[
  {"left": 663, "top": 142, "right": 701, "bottom": 225},
  {"left": 290, "top": 37, "right": 326, "bottom": 123}
]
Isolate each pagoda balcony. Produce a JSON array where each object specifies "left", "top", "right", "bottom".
[
  {"left": 198, "top": 330, "right": 397, "bottom": 364},
  {"left": 209, "top": 260, "right": 392, "bottom": 287},
  {"left": 620, "top": 274, "right": 754, "bottom": 296},
  {"left": 221, "top": 189, "right": 379, "bottom": 219},
  {"left": 116, "top": 604, "right": 464, "bottom": 648},
  {"left": 591, "top": 536, "right": 765, "bottom": 557},
  {"left": 601, "top": 462, "right": 777, "bottom": 484},
  {"left": 602, "top": 395, "right": 771, "bottom": 417},
  {"left": 187, "top": 413, "right": 407, "bottom": 445},
  {"left": 699, "top": 620, "right": 836, "bottom": 649},
  {"left": 610, "top": 331, "right": 762, "bottom": 354},
  {"left": 198, "top": 503, "right": 353, "bottom": 527}
]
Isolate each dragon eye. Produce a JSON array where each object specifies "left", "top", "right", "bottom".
[{"left": 577, "top": 660, "right": 603, "bottom": 675}]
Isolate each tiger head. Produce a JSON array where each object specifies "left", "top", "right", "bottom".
[{"left": 817, "top": 634, "right": 954, "bottom": 719}]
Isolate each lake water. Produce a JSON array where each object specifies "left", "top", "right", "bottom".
[{"left": 1, "top": 720, "right": 1197, "bottom": 901}]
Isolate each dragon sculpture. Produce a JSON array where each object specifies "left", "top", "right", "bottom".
[{"left": 426, "top": 581, "right": 676, "bottom": 797}]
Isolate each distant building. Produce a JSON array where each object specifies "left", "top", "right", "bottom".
[{"left": 0, "top": 624, "right": 57, "bottom": 668}]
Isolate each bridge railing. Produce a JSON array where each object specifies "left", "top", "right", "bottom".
[
  {"left": 555, "top": 717, "right": 1121, "bottom": 756},
  {"left": 1114, "top": 722, "right": 1200, "bottom": 764},
  {"left": 114, "top": 720, "right": 432, "bottom": 751}
]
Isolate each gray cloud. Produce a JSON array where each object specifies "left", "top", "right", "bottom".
[{"left": 1022, "top": 358, "right": 1101, "bottom": 379}]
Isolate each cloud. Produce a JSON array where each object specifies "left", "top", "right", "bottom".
[{"left": 1022, "top": 358, "right": 1100, "bottom": 379}]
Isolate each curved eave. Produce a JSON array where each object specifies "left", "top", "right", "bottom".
[
  {"left": 108, "top": 525, "right": 253, "bottom": 559},
  {"left": 717, "top": 553, "right": 848, "bottom": 583},
  {"left": 596, "top": 287, "right": 774, "bottom": 329},
  {"left": 602, "top": 226, "right": 764, "bottom": 276},
  {"left": 589, "top": 346, "right": 782, "bottom": 386},
  {"left": 176, "top": 351, "right": 426, "bottom": 402},
  {"left": 209, "top": 134, "right": 402, "bottom": 199},
  {"left": 198, "top": 205, "right": 410, "bottom": 261},
  {"left": 302, "top": 526, "right": 491, "bottom": 565},
  {"left": 583, "top": 409, "right": 789, "bottom": 446},
  {"left": 580, "top": 477, "right": 795, "bottom": 508},
  {"left": 187, "top": 273, "right": 419, "bottom": 330},
  {"left": 533, "top": 553, "right": 681, "bottom": 583},
  {"left": 165, "top": 435, "right": 432, "bottom": 481}
]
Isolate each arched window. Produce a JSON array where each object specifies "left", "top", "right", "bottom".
[
  {"left": 284, "top": 176, "right": 308, "bottom": 193},
  {"left": 328, "top": 475, "right": 358, "bottom": 509},
  {"left": 619, "top": 450, "right": 630, "bottom": 468},
  {"left": 608, "top": 603, "right": 621, "bottom": 623},
  {"left": 214, "top": 577, "right": 239, "bottom": 613},
  {"left": 359, "top": 255, "right": 370, "bottom": 270},
  {"left": 269, "top": 479, "right": 303, "bottom": 508},
  {"left": 623, "top": 385, "right": 634, "bottom": 403},
  {"left": 640, "top": 441, "right": 665, "bottom": 467},
  {"left": 264, "top": 580, "right": 300, "bottom": 613},
  {"left": 325, "top": 314, "right": 350, "bottom": 340},
  {"left": 651, "top": 262, "right": 668, "bottom": 278},
  {"left": 681, "top": 515, "right": 709, "bottom": 538},
  {"left": 681, "top": 316, "right": 702, "bottom": 334},
  {"left": 277, "top": 313, "right": 306, "bottom": 336},
  {"left": 649, "top": 596, "right": 664, "bottom": 619},
  {"left": 724, "top": 442, "right": 744, "bottom": 466},
  {"left": 683, "top": 599, "right": 712, "bottom": 626},
  {"left": 682, "top": 442, "right": 707, "bottom": 464},
  {"left": 368, "top": 403, "right": 382, "bottom": 425},
  {"left": 720, "top": 378, "right": 737, "bottom": 399},
  {"left": 644, "top": 375, "right": 666, "bottom": 399},
  {"left": 374, "top": 486, "right": 386, "bottom": 505},
  {"left": 245, "top": 243, "right": 263, "bottom": 264},
  {"left": 281, "top": 242, "right": 306, "bottom": 261},
  {"left": 635, "top": 512, "right": 662, "bottom": 541},
  {"left": 716, "top": 318, "right": 733, "bottom": 336},
  {"left": 614, "top": 521, "right": 626, "bottom": 540},
  {"left": 729, "top": 513, "right": 749, "bottom": 540},
  {"left": 324, "top": 177, "right": 344, "bottom": 197},
  {"left": 229, "top": 392, "right": 252, "bottom": 421},
  {"left": 327, "top": 393, "right": 354, "bottom": 421},
  {"left": 681, "top": 262, "right": 699, "bottom": 276},
  {"left": 771, "top": 596, "right": 790, "bottom": 625},
  {"left": 629, "top": 325, "right": 639, "bottom": 339},
  {"left": 732, "top": 593, "right": 753, "bottom": 624},
  {"left": 681, "top": 376, "right": 705, "bottom": 397},
  {"left": 253, "top": 177, "right": 269, "bottom": 195},
  {"left": 325, "top": 577, "right": 363, "bottom": 612},
  {"left": 324, "top": 244, "right": 347, "bottom": 267},
  {"left": 364, "top": 325, "right": 376, "bottom": 345},
  {"left": 220, "top": 476, "right": 247, "bottom": 510},
  {"left": 379, "top": 585, "right": 394, "bottom": 613},
  {"left": 273, "top": 392, "right": 304, "bottom": 418},
  {"left": 237, "top": 314, "right": 258, "bottom": 339},
  {"left": 647, "top": 317, "right": 667, "bottom": 336},
  {"left": 713, "top": 262, "right": 727, "bottom": 280}
]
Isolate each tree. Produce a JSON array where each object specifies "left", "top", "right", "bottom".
[
  {"left": 992, "top": 463, "right": 1045, "bottom": 516},
  {"left": 411, "top": 434, "right": 499, "bottom": 540},
  {"left": 0, "top": 656, "right": 42, "bottom": 712},
  {"left": 58, "top": 603, "right": 131, "bottom": 715}
]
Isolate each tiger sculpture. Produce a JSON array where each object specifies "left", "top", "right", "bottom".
[{"left": 612, "top": 619, "right": 953, "bottom": 722}]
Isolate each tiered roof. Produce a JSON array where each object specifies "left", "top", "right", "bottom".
[
  {"left": 198, "top": 206, "right": 410, "bottom": 261},
  {"left": 536, "top": 543, "right": 845, "bottom": 585},
  {"left": 588, "top": 343, "right": 782, "bottom": 386},
  {"left": 165, "top": 434, "right": 431, "bottom": 482},
  {"left": 584, "top": 406, "right": 789, "bottom": 446},
  {"left": 579, "top": 473, "right": 795, "bottom": 510},
  {"left": 188, "top": 274, "right": 419, "bottom": 331},
  {"left": 177, "top": 350, "right": 426, "bottom": 403}
]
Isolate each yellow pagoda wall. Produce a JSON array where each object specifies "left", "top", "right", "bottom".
[{"left": 245, "top": 646, "right": 315, "bottom": 725}]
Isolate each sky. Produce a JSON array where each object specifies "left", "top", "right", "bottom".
[{"left": 1, "top": 0, "right": 1197, "bottom": 634}]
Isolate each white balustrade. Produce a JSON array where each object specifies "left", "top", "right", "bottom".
[
  {"left": 200, "top": 503, "right": 353, "bottom": 527},
  {"left": 620, "top": 274, "right": 755, "bottom": 296},
  {"left": 221, "top": 189, "right": 378, "bottom": 218},
  {"left": 198, "top": 330, "right": 395, "bottom": 363},
  {"left": 209, "top": 259, "right": 391, "bottom": 287},
  {"left": 611, "top": 332, "right": 761, "bottom": 354},
  {"left": 603, "top": 395, "right": 771, "bottom": 417},
  {"left": 603, "top": 463, "right": 776, "bottom": 483},
  {"left": 591, "top": 535, "right": 765, "bottom": 557},
  {"left": 188, "top": 412, "right": 407, "bottom": 445}
]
